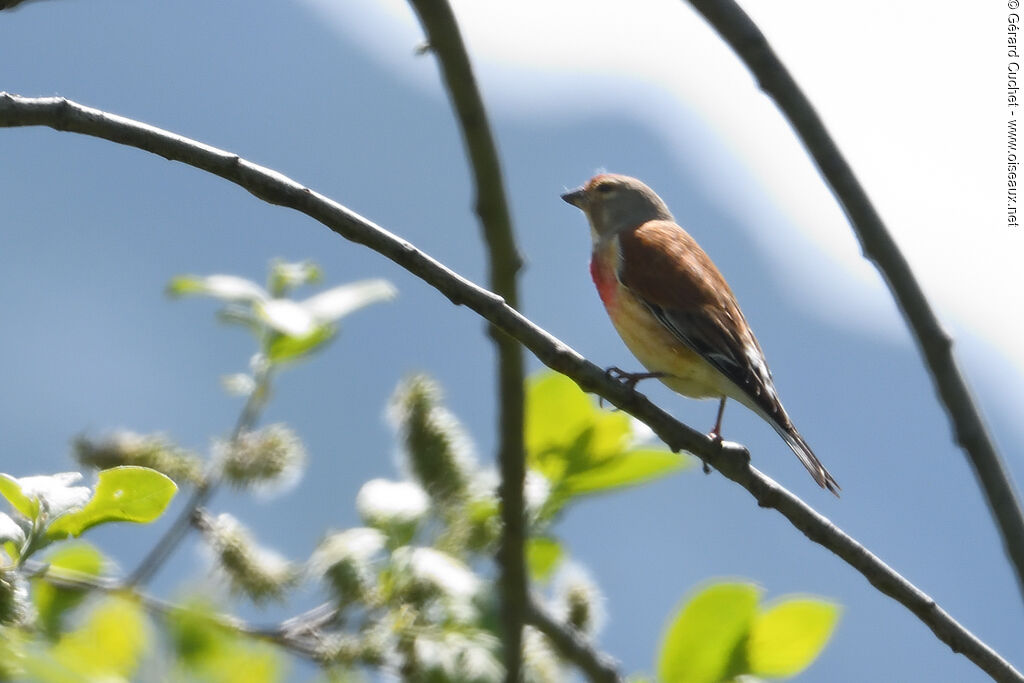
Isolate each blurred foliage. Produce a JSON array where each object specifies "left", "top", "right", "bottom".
[
  {"left": 167, "top": 260, "right": 395, "bottom": 366},
  {"left": 657, "top": 582, "right": 840, "bottom": 682},
  {"left": 0, "top": 467, "right": 176, "bottom": 560},
  {"left": 0, "top": 262, "right": 839, "bottom": 682},
  {"left": 525, "top": 373, "right": 692, "bottom": 519},
  {"left": 169, "top": 599, "right": 285, "bottom": 683},
  {"left": 74, "top": 431, "right": 205, "bottom": 486},
  {"left": 46, "top": 467, "right": 177, "bottom": 540},
  {"left": 32, "top": 542, "right": 104, "bottom": 638}
]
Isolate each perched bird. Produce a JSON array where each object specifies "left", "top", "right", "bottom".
[{"left": 561, "top": 173, "right": 839, "bottom": 495}]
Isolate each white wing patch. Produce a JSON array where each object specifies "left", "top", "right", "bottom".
[{"left": 745, "top": 343, "right": 778, "bottom": 403}]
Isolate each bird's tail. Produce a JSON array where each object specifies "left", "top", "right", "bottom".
[{"left": 771, "top": 422, "right": 840, "bottom": 497}]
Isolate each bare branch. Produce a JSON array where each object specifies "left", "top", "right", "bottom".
[
  {"left": 526, "top": 601, "right": 623, "bottom": 683},
  {"left": 27, "top": 562, "right": 325, "bottom": 659},
  {"left": 685, "top": 0, "right": 1024, "bottom": 604},
  {"left": 404, "top": 2, "right": 527, "bottom": 679},
  {"left": 1, "top": 93, "right": 1020, "bottom": 682}
]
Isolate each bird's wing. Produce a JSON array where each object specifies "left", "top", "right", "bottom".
[
  {"left": 616, "top": 220, "right": 839, "bottom": 494},
  {"left": 615, "top": 220, "right": 782, "bottom": 423}
]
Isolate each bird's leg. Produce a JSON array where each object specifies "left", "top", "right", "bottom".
[
  {"left": 708, "top": 397, "right": 727, "bottom": 440},
  {"left": 703, "top": 397, "right": 727, "bottom": 475}
]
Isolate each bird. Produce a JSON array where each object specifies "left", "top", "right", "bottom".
[{"left": 561, "top": 173, "right": 839, "bottom": 495}]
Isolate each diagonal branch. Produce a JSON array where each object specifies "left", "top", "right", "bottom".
[
  {"left": 685, "top": 0, "right": 1024, "bottom": 604},
  {"left": 526, "top": 600, "right": 623, "bottom": 683},
  {"left": 125, "top": 354, "right": 272, "bottom": 587},
  {"left": 1, "top": 93, "right": 1020, "bottom": 682},
  {"left": 404, "top": 2, "right": 527, "bottom": 680},
  {"left": 27, "top": 562, "right": 326, "bottom": 659}
]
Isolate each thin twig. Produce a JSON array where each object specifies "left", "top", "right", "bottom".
[
  {"left": 124, "top": 481, "right": 213, "bottom": 587},
  {"left": 685, "top": 0, "right": 1024, "bottom": 604},
  {"left": 403, "top": 2, "right": 527, "bottom": 680},
  {"left": 526, "top": 600, "right": 623, "bottom": 683},
  {"left": 1, "top": 93, "right": 1020, "bottom": 682},
  {"left": 125, "top": 364, "right": 271, "bottom": 587},
  {"left": 26, "top": 562, "right": 325, "bottom": 659}
]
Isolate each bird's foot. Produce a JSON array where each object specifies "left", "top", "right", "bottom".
[
  {"left": 605, "top": 367, "right": 665, "bottom": 392},
  {"left": 600, "top": 367, "right": 665, "bottom": 409},
  {"left": 703, "top": 431, "right": 722, "bottom": 475}
]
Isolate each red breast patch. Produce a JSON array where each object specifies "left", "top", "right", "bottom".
[{"left": 590, "top": 252, "right": 618, "bottom": 309}]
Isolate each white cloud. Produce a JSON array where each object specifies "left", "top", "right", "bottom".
[{"left": 299, "top": 0, "right": 1022, "bottom": 432}]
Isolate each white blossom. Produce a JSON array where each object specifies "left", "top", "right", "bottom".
[
  {"left": 0, "top": 513, "right": 24, "bottom": 546},
  {"left": 392, "top": 546, "right": 481, "bottom": 603},
  {"left": 551, "top": 562, "right": 606, "bottom": 636},
  {"left": 17, "top": 472, "right": 90, "bottom": 518},
  {"left": 356, "top": 479, "right": 430, "bottom": 526}
]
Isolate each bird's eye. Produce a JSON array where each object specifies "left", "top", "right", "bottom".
[{"left": 595, "top": 183, "right": 615, "bottom": 195}]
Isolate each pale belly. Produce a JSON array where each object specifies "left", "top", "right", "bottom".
[{"left": 607, "top": 290, "right": 733, "bottom": 401}]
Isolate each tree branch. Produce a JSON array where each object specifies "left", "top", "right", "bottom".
[
  {"left": 1, "top": 93, "right": 1020, "bottom": 682},
  {"left": 526, "top": 600, "right": 623, "bottom": 683},
  {"left": 403, "top": 2, "right": 527, "bottom": 680},
  {"left": 685, "top": 0, "right": 1024, "bottom": 605},
  {"left": 125, "top": 358, "right": 271, "bottom": 587},
  {"left": 27, "top": 562, "right": 326, "bottom": 660}
]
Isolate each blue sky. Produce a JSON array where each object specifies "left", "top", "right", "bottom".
[{"left": 1, "top": 1, "right": 1020, "bottom": 681}]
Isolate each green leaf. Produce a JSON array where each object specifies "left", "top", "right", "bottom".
[
  {"left": 746, "top": 597, "right": 840, "bottom": 678},
  {"left": 169, "top": 600, "right": 285, "bottom": 682},
  {"left": 526, "top": 537, "right": 564, "bottom": 582},
  {"left": 562, "top": 449, "right": 690, "bottom": 496},
  {"left": 0, "top": 626, "right": 26, "bottom": 679},
  {"left": 526, "top": 372, "right": 687, "bottom": 521},
  {"left": 33, "top": 542, "right": 105, "bottom": 638},
  {"left": 50, "top": 596, "right": 148, "bottom": 678},
  {"left": 47, "top": 467, "right": 177, "bottom": 539},
  {"left": 192, "top": 641, "right": 283, "bottom": 683},
  {"left": 167, "top": 274, "right": 268, "bottom": 302},
  {"left": 531, "top": 427, "right": 592, "bottom": 487},
  {"left": 267, "top": 324, "right": 337, "bottom": 363},
  {"left": 168, "top": 600, "right": 226, "bottom": 668},
  {"left": 0, "top": 474, "right": 37, "bottom": 519},
  {"left": 525, "top": 373, "right": 594, "bottom": 460},
  {"left": 658, "top": 582, "right": 760, "bottom": 683},
  {"left": 3, "top": 541, "right": 19, "bottom": 563},
  {"left": 587, "top": 409, "right": 633, "bottom": 462}
]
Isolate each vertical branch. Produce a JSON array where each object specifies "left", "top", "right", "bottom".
[
  {"left": 404, "top": 1, "right": 527, "bottom": 680},
  {"left": 685, "top": 0, "right": 1024, "bottom": 601}
]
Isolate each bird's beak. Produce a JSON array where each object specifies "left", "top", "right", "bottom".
[{"left": 560, "top": 187, "right": 588, "bottom": 209}]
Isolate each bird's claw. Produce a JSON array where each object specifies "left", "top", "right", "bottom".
[
  {"left": 601, "top": 367, "right": 645, "bottom": 409},
  {"left": 605, "top": 367, "right": 664, "bottom": 392}
]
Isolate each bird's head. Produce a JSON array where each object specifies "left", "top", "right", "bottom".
[{"left": 561, "top": 173, "right": 673, "bottom": 241}]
